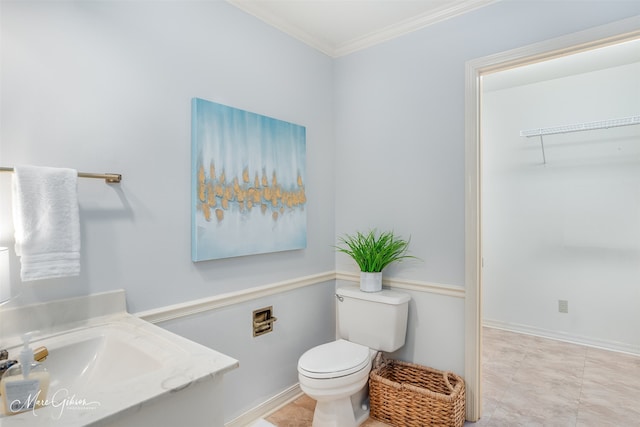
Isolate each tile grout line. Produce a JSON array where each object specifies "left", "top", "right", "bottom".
[{"left": 574, "top": 346, "right": 588, "bottom": 427}]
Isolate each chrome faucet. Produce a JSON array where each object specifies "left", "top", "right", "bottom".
[
  {"left": 0, "top": 345, "right": 48, "bottom": 377},
  {"left": 0, "top": 349, "right": 17, "bottom": 377}
]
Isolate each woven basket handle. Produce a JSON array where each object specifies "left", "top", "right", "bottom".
[
  {"left": 443, "top": 372, "right": 457, "bottom": 393},
  {"left": 373, "top": 351, "right": 387, "bottom": 369}
]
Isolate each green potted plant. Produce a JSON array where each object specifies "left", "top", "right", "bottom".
[{"left": 336, "top": 229, "right": 415, "bottom": 292}]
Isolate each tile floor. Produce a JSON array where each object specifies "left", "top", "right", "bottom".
[{"left": 264, "top": 327, "right": 640, "bottom": 426}]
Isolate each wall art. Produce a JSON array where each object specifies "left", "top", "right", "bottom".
[{"left": 191, "top": 98, "right": 307, "bottom": 261}]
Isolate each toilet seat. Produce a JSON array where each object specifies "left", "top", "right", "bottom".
[{"left": 298, "top": 339, "right": 371, "bottom": 379}]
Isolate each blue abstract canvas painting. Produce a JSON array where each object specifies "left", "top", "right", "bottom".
[{"left": 191, "top": 98, "right": 307, "bottom": 261}]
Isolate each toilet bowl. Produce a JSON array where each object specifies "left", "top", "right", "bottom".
[
  {"left": 296, "top": 285, "right": 410, "bottom": 427},
  {"left": 298, "top": 339, "right": 375, "bottom": 427}
]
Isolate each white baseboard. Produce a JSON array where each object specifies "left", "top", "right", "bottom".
[
  {"left": 483, "top": 319, "right": 640, "bottom": 356},
  {"left": 225, "top": 384, "right": 303, "bottom": 427}
]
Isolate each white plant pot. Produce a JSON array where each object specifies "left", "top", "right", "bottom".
[{"left": 360, "top": 272, "right": 382, "bottom": 292}]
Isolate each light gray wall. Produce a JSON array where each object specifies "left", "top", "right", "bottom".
[
  {"left": 482, "top": 61, "right": 640, "bottom": 353},
  {"left": 333, "top": 0, "right": 640, "bottom": 374},
  {"left": 0, "top": 0, "right": 336, "bottom": 312},
  {"left": 160, "top": 281, "right": 336, "bottom": 421},
  {"left": 0, "top": 1, "right": 336, "bottom": 421},
  {"left": 2, "top": 0, "right": 640, "bottom": 421}
]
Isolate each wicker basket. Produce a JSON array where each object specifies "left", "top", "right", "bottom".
[{"left": 369, "top": 359, "right": 465, "bottom": 427}]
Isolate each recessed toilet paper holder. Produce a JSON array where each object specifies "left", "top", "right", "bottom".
[{"left": 253, "top": 306, "right": 277, "bottom": 337}]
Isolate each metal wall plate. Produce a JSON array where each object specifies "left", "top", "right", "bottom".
[{"left": 253, "top": 306, "right": 277, "bottom": 337}]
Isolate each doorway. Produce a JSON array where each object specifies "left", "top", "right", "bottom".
[
  {"left": 482, "top": 38, "right": 640, "bottom": 352},
  {"left": 463, "top": 16, "right": 640, "bottom": 422}
]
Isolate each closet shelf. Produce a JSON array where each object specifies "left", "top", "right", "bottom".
[{"left": 520, "top": 115, "right": 640, "bottom": 138}]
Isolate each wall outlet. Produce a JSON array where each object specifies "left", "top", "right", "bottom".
[{"left": 558, "top": 299, "right": 569, "bottom": 314}]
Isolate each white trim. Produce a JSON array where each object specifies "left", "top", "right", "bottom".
[
  {"left": 227, "top": 0, "right": 497, "bottom": 58},
  {"left": 483, "top": 320, "right": 640, "bottom": 356},
  {"left": 333, "top": 0, "right": 497, "bottom": 58},
  {"left": 335, "top": 271, "right": 465, "bottom": 298},
  {"left": 469, "top": 17, "right": 640, "bottom": 77},
  {"left": 225, "top": 384, "right": 303, "bottom": 427},
  {"left": 227, "top": 0, "right": 335, "bottom": 57},
  {"left": 464, "top": 14, "right": 640, "bottom": 424},
  {"left": 136, "top": 271, "right": 335, "bottom": 324},
  {"left": 464, "top": 43, "right": 483, "bottom": 422},
  {"left": 137, "top": 271, "right": 465, "bottom": 324}
]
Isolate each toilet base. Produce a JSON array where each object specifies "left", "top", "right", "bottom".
[
  {"left": 310, "top": 384, "right": 369, "bottom": 427},
  {"left": 312, "top": 397, "right": 357, "bottom": 427}
]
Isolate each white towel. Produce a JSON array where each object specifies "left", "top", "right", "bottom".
[{"left": 12, "top": 165, "right": 81, "bottom": 281}]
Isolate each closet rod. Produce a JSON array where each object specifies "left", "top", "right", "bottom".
[
  {"left": 520, "top": 115, "right": 640, "bottom": 138},
  {"left": 0, "top": 167, "right": 121, "bottom": 183}
]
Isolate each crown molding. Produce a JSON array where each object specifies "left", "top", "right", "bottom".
[
  {"left": 334, "top": 0, "right": 498, "bottom": 57},
  {"left": 227, "top": 0, "right": 498, "bottom": 58},
  {"left": 227, "top": 0, "right": 336, "bottom": 56}
]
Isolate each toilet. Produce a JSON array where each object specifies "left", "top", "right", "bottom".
[{"left": 297, "top": 284, "right": 410, "bottom": 427}]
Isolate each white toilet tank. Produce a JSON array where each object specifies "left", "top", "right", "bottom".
[{"left": 336, "top": 285, "right": 410, "bottom": 352}]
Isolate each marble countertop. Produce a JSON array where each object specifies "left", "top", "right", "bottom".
[{"left": 0, "top": 290, "right": 239, "bottom": 426}]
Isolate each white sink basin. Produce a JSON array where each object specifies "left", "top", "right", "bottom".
[
  {"left": 40, "top": 323, "right": 176, "bottom": 394},
  {"left": 0, "top": 292, "right": 238, "bottom": 427}
]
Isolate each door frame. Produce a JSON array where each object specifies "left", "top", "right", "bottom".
[{"left": 463, "top": 15, "right": 640, "bottom": 422}]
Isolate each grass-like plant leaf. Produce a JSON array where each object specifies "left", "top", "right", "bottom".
[{"left": 335, "top": 229, "right": 415, "bottom": 272}]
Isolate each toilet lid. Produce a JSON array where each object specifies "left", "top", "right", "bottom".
[{"left": 298, "top": 339, "right": 371, "bottom": 379}]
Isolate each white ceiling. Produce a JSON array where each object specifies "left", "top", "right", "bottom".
[
  {"left": 227, "top": 0, "right": 497, "bottom": 57},
  {"left": 226, "top": 1, "right": 640, "bottom": 87}
]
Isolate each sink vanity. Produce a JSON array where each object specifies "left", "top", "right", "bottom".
[{"left": 0, "top": 290, "right": 238, "bottom": 426}]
